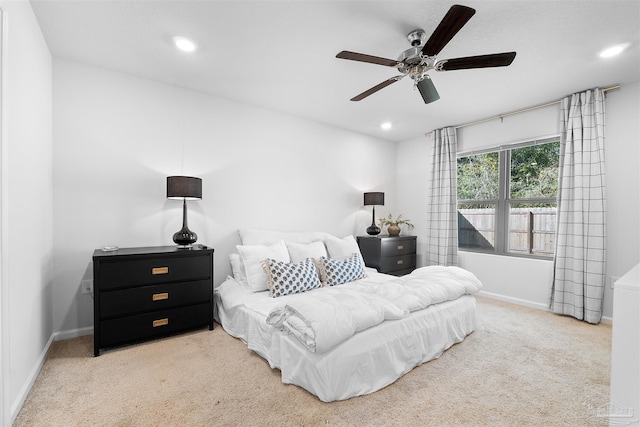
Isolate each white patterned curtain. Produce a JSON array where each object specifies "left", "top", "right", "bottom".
[
  {"left": 425, "top": 127, "right": 458, "bottom": 266},
  {"left": 550, "top": 88, "right": 606, "bottom": 324}
]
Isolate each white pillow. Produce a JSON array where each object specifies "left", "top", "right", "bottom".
[
  {"left": 286, "top": 241, "right": 328, "bottom": 263},
  {"left": 228, "top": 253, "right": 248, "bottom": 286},
  {"left": 324, "top": 235, "right": 360, "bottom": 260},
  {"left": 324, "top": 235, "right": 366, "bottom": 271},
  {"left": 237, "top": 241, "right": 290, "bottom": 293},
  {"left": 239, "top": 229, "right": 333, "bottom": 246}
]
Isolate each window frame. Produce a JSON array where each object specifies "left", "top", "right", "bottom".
[{"left": 456, "top": 136, "right": 560, "bottom": 260}]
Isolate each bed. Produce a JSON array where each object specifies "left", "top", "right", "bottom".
[{"left": 214, "top": 229, "right": 482, "bottom": 402}]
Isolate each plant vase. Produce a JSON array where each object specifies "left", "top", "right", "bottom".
[
  {"left": 387, "top": 223, "right": 401, "bottom": 236},
  {"left": 378, "top": 213, "right": 413, "bottom": 237}
]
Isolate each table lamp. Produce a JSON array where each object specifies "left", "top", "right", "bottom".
[
  {"left": 167, "top": 176, "right": 202, "bottom": 246},
  {"left": 364, "top": 192, "right": 384, "bottom": 236}
]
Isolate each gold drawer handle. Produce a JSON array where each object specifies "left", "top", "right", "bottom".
[
  {"left": 152, "top": 267, "right": 169, "bottom": 275},
  {"left": 152, "top": 292, "right": 169, "bottom": 302},
  {"left": 397, "top": 245, "right": 404, "bottom": 250},
  {"left": 153, "top": 318, "right": 169, "bottom": 328},
  {"left": 397, "top": 260, "right": 404, "bottom": 265}
]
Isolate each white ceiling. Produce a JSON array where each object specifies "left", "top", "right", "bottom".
[{"left": 31, "top": 0, "right": 640, "bottom": 142}]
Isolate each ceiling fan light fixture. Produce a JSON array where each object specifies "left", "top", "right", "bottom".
[{"left": 416, "top": 77, "right": 440, "bottom": 104}]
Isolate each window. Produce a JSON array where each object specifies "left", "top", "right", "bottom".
[{"left": 457, "top": 137, "right": 560, "bottom": 258}]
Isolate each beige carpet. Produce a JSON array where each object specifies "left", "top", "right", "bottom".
[{"left": 14, "top": 298, "right": 612, "bottom": 426}]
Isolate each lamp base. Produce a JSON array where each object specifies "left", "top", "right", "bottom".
[
  {"left": 366, "top": 205, "right": 381, "bottom": 236},
  {"left": 173, "top": 199, "right": 197, "bottom": 246},
  {"left": 173, "top": 228, "right": 197, "bottom": 246},
  {"left": 366, "top": 224, "right": 381, "bottom": 236}
]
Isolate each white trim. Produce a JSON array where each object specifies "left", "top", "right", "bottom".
[
  {"left": 0, "top": 6, "right": 9, "bottom": 427},
  {"left": 53, "top": 326, "right": 93, "bottom": 342},
  {"left": 9, "top": 334, "right": 54, "bottom": 424},
  {"left": 478, "top": 290, "right": 549, "bottom": 311},
  {"left": 9, "top": 326, "right": 93, "bottom": 423},
  {"left": 478, "top": 291, "right": 612, "bottom": 324},
  {"left": 457, "top": 134, "right": 560, "bottom": 158}
]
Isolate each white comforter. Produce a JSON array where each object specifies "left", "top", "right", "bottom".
[{"left": 266, "top": 266, "right": 482, "bottom": 354}]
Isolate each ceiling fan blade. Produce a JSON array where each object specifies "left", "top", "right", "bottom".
[
  {"left": 351, "top": 76, "right": 403, "bottom": 101},
  {"left": 416, "top": 78, "right": 440, "bottom": 104},
  {"left": 336, "top": 51, "right": 399, "bottom": 67},
  {"left": 422, "top": 5, "right": 476, "bottom": 56},
  {"left": 437, "top": 52, "right": 517, "bottom": 71}
]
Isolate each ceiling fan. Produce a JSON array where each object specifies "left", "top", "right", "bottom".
[{"left": 336, "top": 4, "right": 516, "bottom": 104}]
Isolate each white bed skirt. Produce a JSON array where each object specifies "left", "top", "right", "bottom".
[{"left": 215, "top": 286, "right": 477, "bottom": 402}]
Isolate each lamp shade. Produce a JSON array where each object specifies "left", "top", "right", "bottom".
[
  {"left": 417, "top": 77, "right": 440, "bottom": 104},
  {"left": 364, "top": 192, "right": 384, "bottom": 206},
  {"left": 167, "top": 176, "right": 202, "bottom": 200}
]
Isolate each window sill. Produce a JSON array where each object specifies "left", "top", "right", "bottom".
[{"left": 458, "top": 248, "right": 554, "bottom": 261}]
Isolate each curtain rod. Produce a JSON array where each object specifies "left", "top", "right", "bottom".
[{"left": 425, "top": 84, "right": 620, "bottom": 136}]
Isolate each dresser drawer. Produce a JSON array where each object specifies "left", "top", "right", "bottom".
[
  {"left": 380, "top": 238, "right": 416, "bottom": 256},
  {"left": 99, "top": 302, "right": 210, "bottom": 348},
  {"left": 381, "top": 254, "right": 416, "bottom": 273},
  {"left": 100, "top": 279, "right": 211, "bottom": 319},
  {"left": 98, "top": 255, "right": 210, "bottom": 290}
]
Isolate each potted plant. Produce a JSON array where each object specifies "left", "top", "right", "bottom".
[{"left": 378, "top": 214, "right": 414, "bottom": 237}]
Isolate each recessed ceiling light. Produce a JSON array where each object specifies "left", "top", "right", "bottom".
[
  {"left": 380, "top": 122, "right": 392, "bottom": 130},
  {"left": 599, "top": 43, "right": 629, "bottom": 58},
  {"left": 173, "top": 36, "right": 197, "bottom": 53}
]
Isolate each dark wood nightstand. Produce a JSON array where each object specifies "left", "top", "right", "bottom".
[
  {"left": 357, "top": 235, "right": 417, "bottom": 276},
  {"left": 92, "top": 245, "right": 214, "bottom": 356}
]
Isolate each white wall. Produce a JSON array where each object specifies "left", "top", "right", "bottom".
[
  {"left": 0, "top": 1, "right": 53, "bottom": 424},
  {"left": 604, "top": 81, "right": 640, "bottom": 315},
  {"left": 52, "top": 58, "right": 397, "bottom": 333},
  {"left": 397, "top": 83, "right": 640, "bottom": 318}
]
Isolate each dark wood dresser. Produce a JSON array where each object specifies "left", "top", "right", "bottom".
[
  {"left": 92, "top": 245, "right": 214, "bottom": 356},
  {"left": 357, "top": 235, "right": 417, "bottom": 276}
]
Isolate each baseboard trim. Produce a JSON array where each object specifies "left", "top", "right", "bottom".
[
  {"left": 10, "top": 326, "right": 94, "bottom": 423},
  {"left": 478, "top": 291, "right": 613, "bottom": 324},
  {"left": 53, "top": 326, "right": 93, "bottom": 341},
  {"left": 478, "top": 291, "right": 549, "bottom": 311},
  {"left": 10, "top": 333, "right": 54, "bottom": 424}
]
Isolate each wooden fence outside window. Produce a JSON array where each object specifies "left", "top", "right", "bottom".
[{"left": 458, "top": 207, "right": 556, "bottom": 257}]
